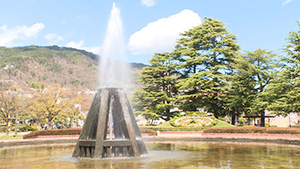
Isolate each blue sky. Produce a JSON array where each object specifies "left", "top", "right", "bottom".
[{"left": 0, "top": 0, "right": 299, "bottom": 64}]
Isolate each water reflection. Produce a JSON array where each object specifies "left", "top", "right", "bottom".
[{"left": 0, "top": 142, "right": 299, "bottom": 169}]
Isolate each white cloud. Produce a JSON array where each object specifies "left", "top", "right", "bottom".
[
  {"left": 141, "top": 0, "right": 156, "bottom": 7},
  {"left": 44, "top": 33, "right": 64, "bottom": 41},
  {"left": 66, "top": 40, "right": 101, "bottom": 54},
  {"left": 76, "top": 14, "right": 88, "bottom": 19},
  {"left": 128, "top": 9, "right": 201, "bottom": 55},
  {"left": 282, "top": 0, "right": 292, "bottom": 5},
  {"left": 66, "top": 40, "right": 84, "bottom": 49},
  {"left": 0, "top": 23, "right": 44, "bottom": 46}
]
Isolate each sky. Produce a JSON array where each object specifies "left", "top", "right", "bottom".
[{"left": 0, "top": 0, "right": 299, "bottom": 64}]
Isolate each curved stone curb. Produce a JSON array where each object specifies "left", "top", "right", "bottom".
[
  {"left": 1, "top": 134, "right": 300, "bottom": 148},
  {"left": 0, "top": 138, "right": 77, "bottom": 148},
  {"left": 143, "top": 136, "right": 300, "bottom": 146}
]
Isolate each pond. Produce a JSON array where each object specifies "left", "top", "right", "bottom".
[{"left": 0, "top": 141, "right": 299, "bottom": 169}]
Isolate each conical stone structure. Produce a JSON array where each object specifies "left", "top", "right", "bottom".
[{"left": 72, "top": 87, "right": 147, "bottom": 158}]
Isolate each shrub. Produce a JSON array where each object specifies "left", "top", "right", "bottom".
[
  {"left": 218, "top": 117, "right": 226, "bottom": 121},
  {"left": 186, "top": 111, "right": 208, "bottom": 117},
  {"left": 23, "top": 128, "right": 81, "bottom": 139},
  {"left": 14, "top": 124, "right": 38, "bottom": 132}
]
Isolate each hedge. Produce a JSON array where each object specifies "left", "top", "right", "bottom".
[
  {"left": 203, "top": 127, "right": 300, "bottom": 134},
  {"left": 23, "top": 128, "right": 157, "bottom": 139},
  {"left": 23, "top": 128, "right": 82, "bottom": 139}
]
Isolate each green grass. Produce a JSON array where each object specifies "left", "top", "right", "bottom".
[
  {"left": 150, "top": 120, "right": 235, "bottom": 131},
  {"left": 157, "top": 121, "right": 174, "bottom": 128},
  {"left": 158, "top": 120, "right": 235, "bottom": 128},
  {"left": 0, "top": 135, "right": 23, "bottom": 140},
  {"left": 214, "top": 120, "right": 235, "bottom": 127}
]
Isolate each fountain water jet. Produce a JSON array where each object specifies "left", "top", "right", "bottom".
[
  {"left": 99, "top": 2, "right": 131, "bottom": 88},
  {"left": 73, "top": 3, "right": 147, "bottom": 158}
]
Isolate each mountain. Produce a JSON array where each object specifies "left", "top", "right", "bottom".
[{"left": 0, "top": 45, "right": 146, "bottom": 90}]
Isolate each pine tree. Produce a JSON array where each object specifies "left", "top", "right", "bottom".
[
  {"left": 225, "top": 55, "right": 257, "bottom": 124},
  {"left": 243, "top": 49, "right": 277, "bottom": 127},
  {"left": 175, "top": 18, "right": 240, "bottom": 118},
  {"left": 132, "top": 52, "right": 178, "bottom": 121},
  {"left": 267, "top": 22, "right": 300, "bottom": 119}
]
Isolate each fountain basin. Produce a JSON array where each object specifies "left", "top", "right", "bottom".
[{"left": 1, "top": 141, "right": 300, "bottom": 169}]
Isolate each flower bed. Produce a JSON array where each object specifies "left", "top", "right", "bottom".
[
  {"left": 172, "top": 116, "right": 213, "bottom": 127},
  {"left": 175, "top": 116, "right": 213, "bottom": 126},
  {"left": 203, "top": 127, "right": 300, "bottom": 134}
]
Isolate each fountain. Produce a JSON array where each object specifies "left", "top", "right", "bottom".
[
  {"left": 2, "top": 2, "right": 300, "bottom": 168},
  {"left": 99, "top": 2, "right": 131, "bottom": 88},
  {"left": 72, "top": 3, "right": 147, "bottom": 158},
  {"left": 72, "top": 87, "right": 147, "bottom": 158}
]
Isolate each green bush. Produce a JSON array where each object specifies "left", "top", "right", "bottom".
[
  {"left": 186, "top": 111, "right": 208, "bottom": 117},
  {"left": 28, "top": 125, "right": 38, "bottom": 131},
  {"left": 12, "top": 124, "right": 38, "bottom": 132},
  {"left": 218, "top": 117, "right": 226, "bottom": 121}
]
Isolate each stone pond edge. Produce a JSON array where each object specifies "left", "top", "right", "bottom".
[{"left": 1, "top": 135, "right": 300, "bottom": 148}]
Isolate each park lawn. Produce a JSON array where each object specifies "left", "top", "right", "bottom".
[
  {"left": 214, "top": 120, "right": 235, "bottom": 127},
  {"left": 158, "top": 120, "right": 235, "bottom": 128},
  {"left": 157, "top": 121, "right": 174, "bottom": 128},
  {"left": 157, "top": 120, "right": 235, "bottom": 129},
  {"left": 0, "top": 135, "right": 23, "bottom": 140}
]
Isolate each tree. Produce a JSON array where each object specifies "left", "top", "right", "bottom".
[
  {"left": 59, "top": 87, "right": 85, "bottom": 128},
  {"left": 267, "top": 22, "right": 300, "bottom": 120},
  {"left": 0, "top": 87, "right": 24, "bottom": 135},
  {"left": 28, "top": 84, "right": 68, "bottom": 129},
  {"left": 244, "top": 49, "right": 277, "bottom": 126},
  {"left": 266, "top": 70, "right": 300, "bottom": 119},
  {"left": 225, "top": 55, "right": 257, "bottom": 124},
  {"left": 175, "top": 18, "right": 240, "bottom": 118},
  {"left": 132, "top": 52, "right": 178, "bottom": 121}
]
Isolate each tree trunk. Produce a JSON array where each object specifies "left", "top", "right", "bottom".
[
  {"left": 260, "top": 112, "right": 265, "bottom": 127},
  {"left": 14, "top": 113, "right": 18, "bottom": 136},
  {"left": 70, "top": 118, "right": 74, "bottom": 128},
  {"left": 231, "top": 113, "right": 236, "bottom": 125},
  {"left": 5, "top": 121, "right": 9, "bottom": 136},
  {"left": 48, "top": 122, "right": 53, "bottom": 129},
  {"left": 213, "top": 111, "right": 219, "bottom": 119}
]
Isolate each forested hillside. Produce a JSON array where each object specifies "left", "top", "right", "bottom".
[{"left": 0, "top": 45, "right": 145, "bottom": 90}]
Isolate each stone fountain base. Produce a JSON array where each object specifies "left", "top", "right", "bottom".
[{"left": 72, "top": 87, "right": 147, "bottom": 158}]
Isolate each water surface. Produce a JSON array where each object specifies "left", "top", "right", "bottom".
[{"left": 0, "top": 141, "right": 299, "bottom": 169}]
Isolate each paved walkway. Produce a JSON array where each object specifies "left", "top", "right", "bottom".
[{"left": 0, "top": 132, "right": 31, "bottom": 137}]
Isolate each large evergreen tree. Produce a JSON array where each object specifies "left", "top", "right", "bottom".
[
  {"left": 132, "top": 52, "right": 178, "bottom": 121},
  {"left": 244, "top": 49, "right": 277, "bottom": 126},
  {"left": 225, "top": 55, "right": 257, "bottom": 124},
  {"left": 175, "top": 18, "right": 240, "bottom": 118},
  {"left": 267, "top": 22, "right": 300, "bottom": 119}
]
